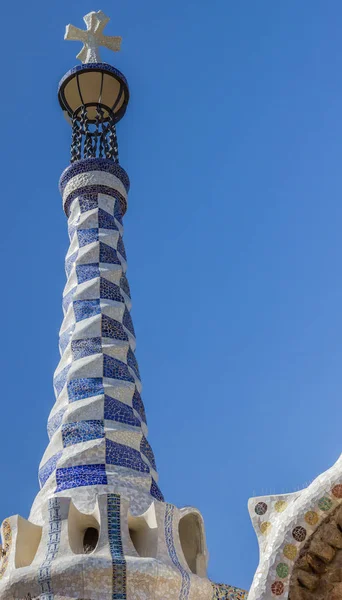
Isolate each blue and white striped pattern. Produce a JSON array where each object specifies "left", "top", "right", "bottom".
[
  {"left": 38, "top": 498, "right": 62, "bottom": 600},
  {"left": 38, "top": 159, "right": 163, "bottom": 505},
  {"left": 164, "top": 504, "right": 191, "bottom": 600},
  {"left": 107, "top": 494, "right": 127, "bottom": 599}
]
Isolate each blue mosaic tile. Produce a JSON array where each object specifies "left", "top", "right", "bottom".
[
  {"left": 132, "top": 388, "right": 147, "bottom": 424},
  {"left": 68, "top": 222, "right": 77, "bottom": 241},
  {"left": 59, "top": 328, "right": 73, "bottom": 354},
  {"left": 119, "top": 274, "right": 131, "bottom": 298},
  {"left": 55, "top": 464, "right": 107, "bottom": 492},
  {"left": 103, "top": 355, "right": 135, "bottom": 383},
  {"left": 150, "top": 478, "right": 164, "bottom": 502},
  {"left": 77, "top": 228, "right": 99, "bottom": 247},
  {"left": 76, "top": 263, "right": 100, "bottom": 284},
  {"left": 165, "top": 504, "right": 190, "bottom": 600},
  {"left": 68, "top": 377, "right": 104, "bottom": 402},
  {"left": 54, "top": 364, "right": 71, "bottom": 397},
  {"left": 104, "top": 396, "right": 140, "bottom": 427},
  {"left": 64, "top": 186, "right": 126, "bottom": 219},
  {"left": 39, "top": 452, "right": 62, "bottom": 488},
  {"left": 99, "top": 242, "right": 121, "bottom": 265},
  {"left": 62, "top": 420, "right": 104, "bottom": 447},
  {"left": 123, "top": 307, "right": 135, "bottom": 336},
  {"left": 102, "top": 315, "right": 128, "bottom": 341},
  {"left": 65, "top": 251, "right": 77, "bottom": 277},
  {"left": 47, "top": 408, "right": 66, "bottom": 440},
  {"left": 71, "top": 337, "right": 102, "bottom": 360},
  {"left": 98, "top": 208, "right": 118, "bottom": 230},
  {"left": 100, "top": 278, "right": 123, "bottom": 302},
  {"left": 59, "top": 63, "right": 128, "bottom": 92},
  {"left": 59, "top": 156, "right": 130, "bottom": 195},
  {"left": 140, "top": 436, "right": 156, "bottom": 470},
  {"left": 107, "top": 494, "right": 127, "bottom": 599},
  {"left": 127, "top": 347, "right": 140, "bottom": 379},
  {"left": 117, "top": 236, "right": 127, "bottom": 261},
  {"left": 106, "top": 439, "right": 150, "bottom": 473},
  {"left": 79, "top": 192, "right": 98, "bottom": 213},
  {"left": 114, "top": 198, "right": 123, "bottom": 224},
  {"left": 38, "top": 498, "right": 61, "bottom": 598},
  {"left": 62, "top": 287, "right": 76, "bottom": 313},
  {"left": 73, "top": 298, "right": 101, "bottom": 322}
]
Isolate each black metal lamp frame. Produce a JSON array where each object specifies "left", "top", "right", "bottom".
[
  {"left": 71, "top": 102, "right": 119, "bottom": 163},
  {"left": 58, "top": 65, "right": 129, "bottom": 165}
]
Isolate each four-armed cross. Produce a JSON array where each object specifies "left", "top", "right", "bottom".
[{"left": 65, "top": 10, "right": 122, "bottom": 64}]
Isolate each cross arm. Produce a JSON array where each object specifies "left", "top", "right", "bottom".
[
  {"left": 100, "top": 35, "right": 122, "bottom": 53},
  {"left": 64, "top": 24, "right": 88, "bottom": 42},
  {"left": 84, "top": 11, "right": 110, "bottom": 34}
]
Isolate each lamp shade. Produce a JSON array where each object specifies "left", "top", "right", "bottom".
[{"left": 58, "top": 63, "right": 129, "bottom": 124}]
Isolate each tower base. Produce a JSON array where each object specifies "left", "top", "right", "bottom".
[{"left": 0, "top": 494, "right": 247, "bottom": 600}]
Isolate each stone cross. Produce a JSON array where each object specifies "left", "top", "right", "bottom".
[{"left": 65, "top": 10, "right": 122, "bottom": 64}]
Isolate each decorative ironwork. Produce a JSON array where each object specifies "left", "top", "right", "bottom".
[{"left": 70, "top": 103, "right": 119, "bottom": 163}]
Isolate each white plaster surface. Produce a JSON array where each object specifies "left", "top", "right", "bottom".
[
  {"left": 65, "top": 11, "right": 122, "bottom": 64},
  {"left": 248, "top": 453, "right": 342, "bottom": 600}
]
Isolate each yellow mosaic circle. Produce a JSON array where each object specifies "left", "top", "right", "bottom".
[
  {"left": 260, "top": 521, "right": 272, "bottom": 535},
  {"left": 275, "top": 501, "right": 287, "bottom": 513},
  {"left": 283, "top": 544, "right": 297, "bottom": 561},
  {"left": 305, "top": 511, "right": 319, "bottom": 526}
]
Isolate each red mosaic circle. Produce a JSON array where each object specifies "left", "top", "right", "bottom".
[
  {"left": 292, "top": 526, "right": 306, "bottom": 542},
  {"left": 332, "top": 485, "right": 342, "bottom": 499},
  {"left": 255, "top": 502, "right": 268, "bottom": 515},
  {"left": 271, "top": 581, "right": 285, "bottom": 596}
]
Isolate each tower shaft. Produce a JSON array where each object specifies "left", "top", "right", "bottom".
[{"left": 30, "top": 158, "right": 163, "bottom": 524}]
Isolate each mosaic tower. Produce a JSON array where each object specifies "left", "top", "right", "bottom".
[{"left": 0, "top": 11, "right": 247, "bottom": 600}]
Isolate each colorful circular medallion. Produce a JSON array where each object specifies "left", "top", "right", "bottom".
[
  {"left": 271, "top": 581, "right": 284, "bottom": 596},
  {"left": 255, "top": 502, "right": 268, "bottom": 515},
  {"left": 305, "top": 511, "right": 319, "bottom": 526},
  {"left": 275, "top": 501, "right": 287, "bottom": 513},
  {"left": 332, "top": 485, "right": 342, "bottom": 499},
  {"left": 276, "top": 563, "right": 289, "bottom": 578},
  {"left": 318, "top": 497, "right": 333, "bottom": 512},
  {"left": 292, "top": 526, "right": 306, "bottom": 542},
  {"left": 260, "top": 521, "right": 272, "bottom": 535},
  {"left": 283, "top": 544, "right": 297, "bottom": 560}
]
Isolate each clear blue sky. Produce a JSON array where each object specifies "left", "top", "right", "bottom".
[{"left": 1, "top": 0, "right": 342, "bottom": 591}]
